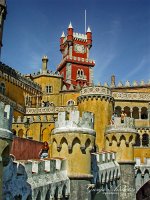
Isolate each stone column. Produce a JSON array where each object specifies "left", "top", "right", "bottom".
[
  {"left": 36, "top": 95, "right": 39, "bottom": 107},
  {"left": 130, "top": 108, "right": 133, "bottom": 118},
  {"left": 140, "top": 135, "right": 143, "bottom": 147},
  {"left": 139, "top": 107, "right": 141, "bottom": 119}
]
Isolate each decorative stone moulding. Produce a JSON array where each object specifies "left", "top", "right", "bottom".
[
  {"left": 77, "top": 86, "right": 113, "bottom": 103},
  {"left": 112, "top": 92, "right": 150, "bottom": 101},
  {"left": 25, "top": 106, "right": 78, "bottom": 115}
]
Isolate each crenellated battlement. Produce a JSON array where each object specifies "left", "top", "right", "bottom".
[
  {"left": 13, "top": 115, "right": 54, "bottom": 124},
  {"left": 111, "top": 79, "right": 150, "bottom": 88},
  {"left": 0, "top": 62, "right": 41, "bottom": 93},
  {"left": 91, "top": 151, "right": 120, "bottom": 185},
  {"left": 73, "top": 32, "right": 87, "bottom": 41},
  {"left": 106, "top": 117, "right": 136, "bottom": 133},
  {"left": 54, "top": 110, "right": 95, "bottom": 135},
  {"left": 3, "top": 158, "right": 70, "bottom": 199},
  {"left": 18, "top": 158, "right": 67, "bottom": 175},
  {"left": 0, "top": 102, "right": 13, "bottom": 140}
]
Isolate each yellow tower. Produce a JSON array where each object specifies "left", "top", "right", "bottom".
[
  {"left": 0, "top": 102, "right": 13, "bottom": 197},
  {"left": 77, "top": 85, "right": 114, "bottom": 150},
  {"left": 105, "top": 116, "right": 137, "bottom": 200},
  {"left": 51, "top": 110, "right": 96, "bottom": 200}
]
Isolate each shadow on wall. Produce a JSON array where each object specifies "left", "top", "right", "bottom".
[
  {"left": 136, "top": 181, "right": 150, "bottom": 200},
  {"left": 3, "top": 158, "right": 32, "bottom": 199}
]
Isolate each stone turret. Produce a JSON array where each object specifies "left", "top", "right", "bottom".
[
  {"left": 52, "top": 110, "right": 96, "bottom": 200},
  {"left": 42, "top": 55, "right": 48, "bottom": 74},
  {"left": 78, "top": 85, "right": 114, "bottom": 150},
  {"left": 0, "top": 102, "right": 13, "bottom": 197},
  {"left": 105, "top": 116, "right": 138, "bottom": 200}
]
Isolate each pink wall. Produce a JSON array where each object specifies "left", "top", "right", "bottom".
[{"left": 10, "top": 137, "right": 44, "bottom": 160}]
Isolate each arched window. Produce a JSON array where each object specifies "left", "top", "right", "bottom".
[
  {"left": 0, "top": 82, "right": 5, "bottom": 95},
  {"left": 132, "top": 107, "right": 139, "bottom": 119},
  {"left": 115, "top": 106, "right": 121, "bottom": 117},
  {"left": 141, "top": 107, "right": 148, "bottom": 119},
  {"left": 124, "top": 106, "right": 131, "bottom": 117},
  {"left": 142, "top": 134, "right": 149, "bottom": 146},
  {"left": 135, "top": 134, "right": 141, "bottom": 146},
  {"left": 67, "top": 99, "right": 75, "bottom": 106}
]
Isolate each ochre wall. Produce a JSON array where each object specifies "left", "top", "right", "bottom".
[
  {"left": 52, "top": 132, "right": 95, "bottom": 176},
  {"left": 78, "top": 98, "right": 113, "bottom": 150},
  {"left": 134, "top": 147, "right": 150, "bottom": 163}
]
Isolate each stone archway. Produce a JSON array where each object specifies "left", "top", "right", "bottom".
[{"left": 136, "top": 180, "right": 150, "bottom": 200}]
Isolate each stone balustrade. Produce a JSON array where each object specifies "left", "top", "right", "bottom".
[{"left": 26, "top": 105, "right": 78, "bottom": 115}]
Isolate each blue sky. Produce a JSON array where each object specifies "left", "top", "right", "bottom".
[{"left": 2, "top": 0, "right": 150, "bottom": 85}]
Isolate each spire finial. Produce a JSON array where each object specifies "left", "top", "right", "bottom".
[
  {"left": 68, "top": 22, "right": 73, "bottom": 29},
  {"left": 87, "top": 26, "right": 91, "bottom": 33},
  {"left": 61, "top": 31, "right": 65, "bottom": 38}
]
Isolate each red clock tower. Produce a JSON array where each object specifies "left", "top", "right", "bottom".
[{"left": 57, "top": 22, "right": 95, "bottom": 87}]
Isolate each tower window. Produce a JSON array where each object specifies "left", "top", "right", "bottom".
[
  {"left": 0, "top": 82, "right": 6, "bottom": 95},
  {"left": 45, "top": 86, "right": 52, "bottom": 94},
  {"left": 67, "top": 100, "right": 75, "bottom": 106}
]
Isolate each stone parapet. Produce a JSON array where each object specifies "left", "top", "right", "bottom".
[
  {"left": 0, "top": 93, "right": 25, "bottom": 114},
  {"left": 26, "top": 105, "right": 78, "bottom": 115},
  {"left": 77, "top": 86, "right": 113, "bottom": 103},
  {"left": 0, "top": 62, "right": 41, "bottom": 93},
  {"left": 3, "top": 158, "right": 70, "bottom": 199},
  {"left": 54, "top": 110, "right": 95, "bottom": 135},
  {"left": 106, "top": 117, "right": 137, "bottom": 134}
]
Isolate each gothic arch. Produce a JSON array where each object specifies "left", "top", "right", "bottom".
[
  {"left": 142, "top": 133, "right": 149, "bottom": 146},
  {"left": 135, "top": 133, "right": 141, "bottom": 146},
  {"left": 54, "top": 186, "right": 59, "bottom": 199},
  {"left": 132, "top": 107, "right": 139, "bottom": 119},
  {"left": 119, "top": 135, "right": 126, "bottom": 143},
  {"left": 115, "top": 106, "right": 121, "bottom": 117},
  {"left": 12, "top": 129, "right": 17, "bottom": 136},
  {"left": 45, "top": 189, "right": 50, "bottom": 200},
  {"left": 36, "top": 191, "right": 41, "bottom": 200},
  {"left": 141, "top": 107, "right": 148, "bottom": 119},
  {"left": 60, "top": 137, "right": 68, "bottom": 146},
  {"left": 18, "top": 129, "right": 24, "bottom": 138},
  {"left": 85, "top": 138, "right": 91, "bottom": 149},
  {"left": 72, "top": 137, "right": 81, "bottom": 148},
  {"left": 124, "top": 106, "right": 130, "bottom": 117}
]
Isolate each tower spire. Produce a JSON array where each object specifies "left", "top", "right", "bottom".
[{"left": 68, "top": 22, "right": 73, "bottom": 29}]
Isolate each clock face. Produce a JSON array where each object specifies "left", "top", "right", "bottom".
[{"left": 74, "top": 44, "right": 85, "bottom": 53}]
